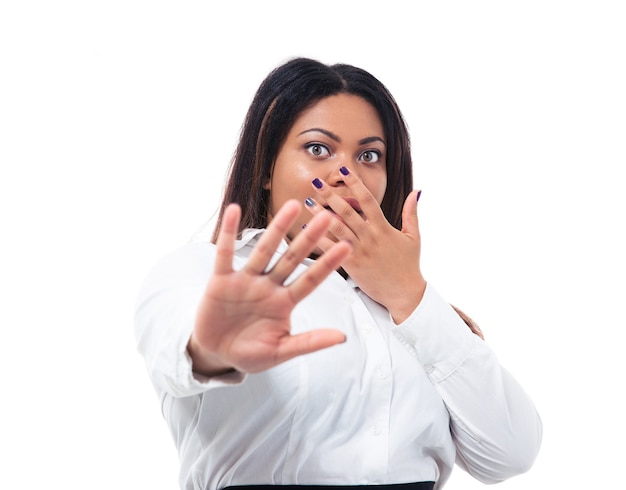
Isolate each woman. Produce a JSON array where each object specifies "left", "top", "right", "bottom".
[{"left": 135, "top": 57, "right": 542, "bottom": 490}]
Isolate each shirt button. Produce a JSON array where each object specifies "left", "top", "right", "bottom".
[
  {"left": 370, "top": 425, "right": 382, "bottom": 436},
  {"left": 404, "top": 335, "right": 416, "bottom": 347},
  {"left": 376, "top": 367, "right": 387, "bottom": 380},
  {"left": 424, "top": 364, "right": 435, "bottom": 374},
  {"left": 361, "top": 324, "right": 373, "bottom": 335}
]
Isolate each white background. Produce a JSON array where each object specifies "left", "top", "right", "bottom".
[{"left": 1, "top": 1, "right": 625, "bottom": 488}]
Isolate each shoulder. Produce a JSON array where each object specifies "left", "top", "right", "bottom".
[
  {"left": 154, "top": 241, "right": 215, "bottom": 276},
  {"left": 139, "top": 228, "right": 266, "bottom": 291},
  {"left": 136, "top": 241, "right": 217, "bottom": 301}
]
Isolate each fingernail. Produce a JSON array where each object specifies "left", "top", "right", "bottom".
[
  {"left": 312, "top": 178, "right": 323, "bottom": 189},
  {"left": 340, "top": 166, "right": 350, "bottom": 176},
  {"left": 305, "top": 197, "right": 315, "bottom": 207},
  {"left": 416, "top": 190, "right": 422, "bottom": 202},
  {"left": 302, "top": 223, "right": 307, "bottom": 229}
]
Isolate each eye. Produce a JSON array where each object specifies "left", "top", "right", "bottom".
[
  {"left": 360, "top": 150, "right": 381, "bottom": 164},
  {"left": 305, "top": 143, "right": 330, "bottom": 157}
]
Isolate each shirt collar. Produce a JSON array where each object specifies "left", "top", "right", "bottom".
[
  {"left": 236, "top": 228, "right": 295, "bottom": 257},
  {"left": 236, "top": 228, "right": 266, "bottom": 250}
]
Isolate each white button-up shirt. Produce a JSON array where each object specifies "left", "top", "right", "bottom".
[{"left": 135, "top": 229, "right": 542, "bottom": 490}]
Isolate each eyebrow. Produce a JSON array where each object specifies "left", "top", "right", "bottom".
[
  {"left": 358, "top": 136, "right": 386, "bottom": 146},
  {"left": 298, "top": 128, "right": 386, "bottom": 146}
]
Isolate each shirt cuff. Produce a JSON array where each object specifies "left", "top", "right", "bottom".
[{"left": 391, "top": 282, "right": 477, "bottom": 383}]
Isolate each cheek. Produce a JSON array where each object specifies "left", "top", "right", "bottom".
[
  {"left": 269, "top": 160, "right": 316, "bottom": 206},
  {"left": 290, "top": 165, "right": 317, "bottom": 184},
  {"left": 366, "top": 173, "right": 388, "bottom": 204}
]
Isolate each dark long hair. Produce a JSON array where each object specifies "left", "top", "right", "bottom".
[{"left": 212, "top": 57, "right": 413, "bottom": 241}]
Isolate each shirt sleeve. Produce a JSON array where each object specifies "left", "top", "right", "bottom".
[
  {"left": 391, "top": 283, "right": 543, "bottom": 484},
  {"left": 134, "top": 243, "right": 246, "bottom": 398}
]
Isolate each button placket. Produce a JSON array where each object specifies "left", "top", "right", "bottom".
[{"left": 344, "top": 289, "right": 393, "bottom": 481}]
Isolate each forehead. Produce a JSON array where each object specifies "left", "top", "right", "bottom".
[{"left": 290, "top": 94, "right": 384, "bottom": 137}]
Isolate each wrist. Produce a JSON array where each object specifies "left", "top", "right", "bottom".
[
  {"left": 386, "top": 278, "right": 427, "bottom": 324},
  {"left": 187, "top": 334, "right": 234, "bottom": 377}
]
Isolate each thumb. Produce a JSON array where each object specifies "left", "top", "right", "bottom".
[
  {"left": 401, "top": 189, "right": 422, "bottom": 237},
  {"left": 275, "top": 329, "right": 347, "bottom": 365}
]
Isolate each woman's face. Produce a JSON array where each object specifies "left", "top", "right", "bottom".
[{"left": 266, "top": 93, "right": 387, "bottom": 240}]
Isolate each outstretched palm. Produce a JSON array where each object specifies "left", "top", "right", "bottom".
[{"left": 188, "top": 200, "right": 352, "bottom": 375}]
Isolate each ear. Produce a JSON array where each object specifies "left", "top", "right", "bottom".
[{"left": 263, "top": 166, "right": 274, "bottom": 191}]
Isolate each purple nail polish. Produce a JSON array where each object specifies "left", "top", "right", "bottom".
[
  {"left": 305, "top": 197, "right": 315, "bottom": 207},
  {"left": 416, "top": 190, "right": 422, "bottom": 202},
  {"left": 302, "top": 223, "right": 307, "bottom": 229},
  {"left": 340, "top": 166, "right": 350, "bottom": 176},
  {"left": 312, "top": 178, "right": 323, "bottom": 189}
]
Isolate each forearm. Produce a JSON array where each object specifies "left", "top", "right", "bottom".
[
  {"left": 392, "top": 284, "right": 542, "bottom": 482},
  {"left": 438, "top": 343, "right": 542, "bottom": 482},
  {"left": 134, "top": 243, "right": 244, "bottom": 397}
]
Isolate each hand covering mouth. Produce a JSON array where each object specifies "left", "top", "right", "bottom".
[{"left": 324, "top": 197, "right": 363, "bottom": 215}]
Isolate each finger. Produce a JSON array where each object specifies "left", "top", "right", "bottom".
[
  {"left": 287, "top": 239, "right": 352, "bottom": 303},
  {"left": 267, "top": 209, "right": 335, "bottom": 284},
  {"left": 244, "top": 199, "right": 301, "bottom": 275},
  {"left": 304, "top": 192, "right": 359, "bottom": 242},
  {"left": 311, "top": 176, "right": 366, "bottom": 233},
  {"left": 318, "top": 167, "right": 386, "bottom": 226},
  {"left": 401, "top": 189, "right": 421, "bottom": 238},
  {"left": 214, "top": 203, "right": 241, "bottom": 275},
  {"left": 302, "top": 201, "right": 342, "bottom": 251},
  {"left": 274, "top": 329, "right": 346, "bottom": 364},
  {"left": 313, "top": 232, "right": 339, "bottom": 253}
]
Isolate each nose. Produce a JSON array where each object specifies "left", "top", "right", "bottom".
[{"left": 327, "top": 161, "right": 356, "bottom": 187}]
